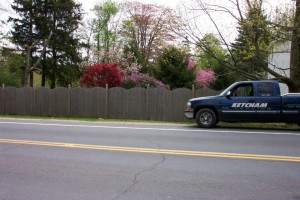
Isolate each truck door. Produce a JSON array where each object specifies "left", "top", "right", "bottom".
[
  {"left": 255, "top": 82, "right": 280, "bottom": 122},
  {"left": 220, "top": 83, "right": 257, "bottom": 121}
]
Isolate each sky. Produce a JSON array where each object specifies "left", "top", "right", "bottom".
[
  {"left": 76, "top": 0, "right": 182, "bottom": 11},
  {"left": 1, "top": 0, "right": 292, "bottom": 23},
  {"left": 0, "top": 0, "right": 295, "bottom": 47},
  {"left": 0, "top": 0, "right": 292, "bottom": 17},
  {"left": 1, "top": 0, "right": 183, "bottom": 16}
]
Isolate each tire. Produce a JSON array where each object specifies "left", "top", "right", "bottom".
[{"left": 196, "top": 108, "right": 217, "bottom": 128}]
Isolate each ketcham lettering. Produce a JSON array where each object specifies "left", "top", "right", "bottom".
[{"left": 231, "top": 103, "right": 268, "bottom": 108}]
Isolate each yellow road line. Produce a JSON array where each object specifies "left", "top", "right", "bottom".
[{"left": 0, "top": 138, "right": 300, "bottom": 163}]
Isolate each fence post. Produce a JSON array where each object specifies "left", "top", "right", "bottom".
[
  {"left": 33, "top": 86, "right": 36, "bottom": 116},
  {"left": 68, "top": 84, "right": 71, "bottom": 117},
  {"left": 1, "top": 84, "right": 4, "bottom": 115},
  {"left": 105, "top": 84, "right": 108, "bottom": 118},
  {"left": 146, "top": 84, "right": 150, "bottom": 120},
  {"left": 192, "top": 84, "right": 195, "bottom": 98}
]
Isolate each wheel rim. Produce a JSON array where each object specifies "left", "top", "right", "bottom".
[{"left": 200, "top": 112, "right": 212, "bottom": 125}]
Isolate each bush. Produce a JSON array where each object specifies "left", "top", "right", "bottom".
[
  {"left": 195, "top": 69, "right": 215, "bottom": 88},
  {"left": 80, "top": 63, "right": 123, "bottom": 88},
  {"left": 122, "top": 73, "right": 169, "bottom": 89},
  {"left": 156, "top": 46, "right": 195, "bottom": 89}
]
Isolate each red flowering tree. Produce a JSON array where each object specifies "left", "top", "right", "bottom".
[{"left": 80, "top": 63, "right": 123, "bottom": 88}]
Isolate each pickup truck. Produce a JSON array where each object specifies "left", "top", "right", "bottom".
[{"left": 184, "top": 80, "right": 300, "bottom": 128}]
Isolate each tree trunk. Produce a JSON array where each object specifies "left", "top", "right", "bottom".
[
  {"left": 290, "top": 0, "right": 300, "bottom": 92},
  {"left": 30, "top": 71, "right": 34, "bottom": 87},
  {"left": 42, "top": 53, "right": 46, "bottom": 87},
  {"left": 22, "top": 44, "right": 31, "bottom": 87},
  {"left": 50, "top": 75, "right": 56, "bottom": 89}
]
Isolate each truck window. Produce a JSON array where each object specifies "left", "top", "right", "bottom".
[
  {"left": 257, "top": 82, "right": 275, "bottom": 96},
  {"left": 232, "top": 84, "right": 253, "bottom": 97}
]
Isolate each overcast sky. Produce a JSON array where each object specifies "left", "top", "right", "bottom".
[
  {"left": 1, "top": 0, "right": 292, "bottom": 20},
  {"left": 76, "top": 0, "right": 182, "bottom": 11},
  {"left": 1, "top": 0, "right": 182, "bottom": 16},
  {"left": 0, "top": 0, "right": 294, "bottom": 47}
]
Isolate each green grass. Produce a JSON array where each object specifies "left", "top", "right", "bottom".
[
  {"left": 218, "top": 122, "right": 299, "bottom": 129},
  {"left": 0, "top": 114, "right": 298, "bottom": 129},
  {"left": 0, "top": 115, "right": 193, "bottom": 125}
]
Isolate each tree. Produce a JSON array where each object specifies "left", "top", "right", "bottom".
[
  {"left": 121, "top": 1, "right": 179, "bottom": 73},
  {"left": 10, "top": 0, "right": 39, "bottom": 87},
  {"left": 41, "top": 0, "right": 83, "bottom": 88},
  {"left": 232, "top": 0, "right": 271, "bottom": 79},
  {"left": 87, "top": 46, "right": 142, "bottom": 76},
  {"left": 156, "top": 46, "right": 195, "bottom": 89},
  {"left": 9, "top": 0, "right": 83, "bottom": 88},
  {"left": 196, "top": 33, "right": 235, "bottom": 90},
  {"left": 195, "top": 69, "right": 215, "bottom": 88},
  {"left": 178, "top": 0, "right": 299, "bottom": 91},
  {"left": 80, "top": 63, "right": 123, "bottom": 88},
  {"left": 0, "top": 48, "right": 23, "bottom": 87},
  {"left": 290, "top": 0, "right": 300, "bottom": 92},
  {"left": 92, "top": 0, "right": 119, "bottom": 62},
  {"left": 122, "top": 73, "right": 169, "bottom": 89}
]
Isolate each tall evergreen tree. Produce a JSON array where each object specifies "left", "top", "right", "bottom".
[
  {"left": 9, "top": 0, "right": 37, "bottom": 86},
  {"left": 10, "top": 0, "right": 83, "bottom": 88},
  {"left": 156, "top": 46, "right": 194, "bottom": 89},
  {"left": 43, "top": 0, "right": 83, "bottom": 88},
  {"left": 231, "top": 0, "right": 270, "bottom": 80}
]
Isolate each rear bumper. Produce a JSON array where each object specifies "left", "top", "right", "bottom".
[{"left": 184, "top": 110, "right": 194, "bottom": 119}]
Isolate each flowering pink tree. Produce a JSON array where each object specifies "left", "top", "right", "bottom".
[
  {"left": 187, "top": 58, "right": 215, "bottom": 88},
  {"left": 122, "top": 73, "right": 169, "bottom": 89},
  {"left": 188, "top": 58, "right": 197, "bottom": 70},
  {"left": 195, "top": 69, "right": 216, "bottom": 88},
  {"left": 88, "top": 47, "right": 142, "bottom": 75}
]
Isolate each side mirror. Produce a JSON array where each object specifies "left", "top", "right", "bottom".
[{"left": 226, "top": 91, "right": 231, "bottom": 99}]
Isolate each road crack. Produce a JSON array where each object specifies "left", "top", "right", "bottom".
[{"left": 112, "top": 142, "right": 166, "bottom": 200}]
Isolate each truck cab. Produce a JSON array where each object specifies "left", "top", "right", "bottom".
[{"left": 220, "top": 81, "right": 281, "bottom": 122}]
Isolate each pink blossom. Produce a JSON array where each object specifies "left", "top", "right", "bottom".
[
  {"left": 195, "top": 69, "right": 215, "bottom": 88},
  {"left": 88, "top": 47, "right": 142, "bottom": 75},
  {"left": 122, "top": 73, "right": 169, "bottom": 89},
  {"left": 188, "top": 58, "right": 197, "bottom": 70}
]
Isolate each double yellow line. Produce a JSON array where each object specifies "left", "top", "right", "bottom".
[{"left": 1, "top": 138, "right": 300, "bottom": 163}]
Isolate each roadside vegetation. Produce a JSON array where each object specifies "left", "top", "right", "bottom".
[
  {"left": 0, "top": 0, "right": 298, "bottom": 92},
  {"left": 0, "top": 115, "right": 298, "bottom": 130},
  {"left": 0, "top": 1, "right": 299, "bottom": 127}
]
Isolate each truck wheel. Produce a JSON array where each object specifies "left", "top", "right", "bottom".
[{"left": 196, "top": 108, "right": 217, "bottom": 128}]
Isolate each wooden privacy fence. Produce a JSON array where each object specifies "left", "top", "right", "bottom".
[{"left": 0, "top": 86, "right": 220, "bottom": 122}]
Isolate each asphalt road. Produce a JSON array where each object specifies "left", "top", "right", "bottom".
[{"left": 0, "top": 118, "right": 300, "bottom": 200}]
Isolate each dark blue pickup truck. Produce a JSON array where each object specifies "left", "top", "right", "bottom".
[{"left": 185, "top": 80, "right": 300, "bottom": 128}]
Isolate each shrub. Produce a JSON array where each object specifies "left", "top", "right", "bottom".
[
  {"left": 195, "top": 69, "right": 216, "bottom": 88},
  {"left": 80, "top": 63, "right": 123, "bottom": 88},
  {"left": 122, "top": 73, "right": 169, "bottom": 89},
  {"left": 156, "top": 46, "right": 195, "bottom": 89}
]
